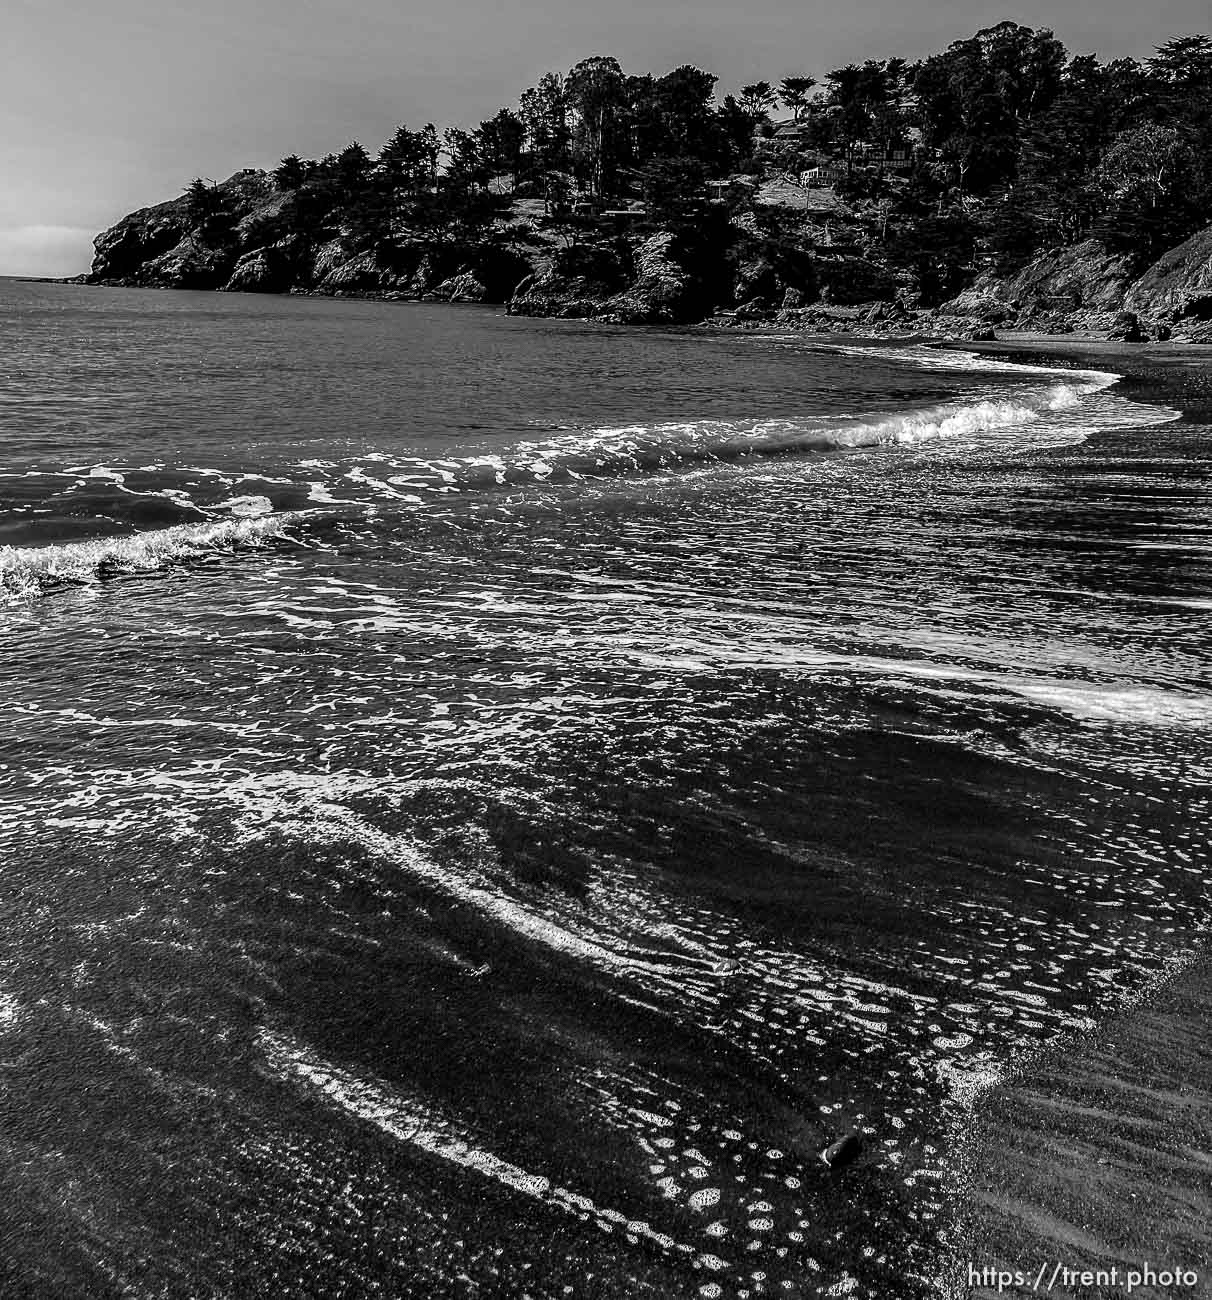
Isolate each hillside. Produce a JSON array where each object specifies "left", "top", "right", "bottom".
[{"left": 80, "top": 24, "right": 1212, "bottom": 340}]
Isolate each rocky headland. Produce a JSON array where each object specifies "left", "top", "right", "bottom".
[{"left": 80, "top": 166, "right": 1212, "bottom": 346}]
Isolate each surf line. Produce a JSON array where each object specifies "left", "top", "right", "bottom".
[{"left": 259, "top": 1028, "right": 732, "bottom": 1276}]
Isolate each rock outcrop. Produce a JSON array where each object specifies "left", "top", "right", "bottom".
[
  {"left": 509, "top": 244, "right": 627, "bottom": 319},
  {"left": 940, "top": 240, "right": 1135, "bottom": 321},
  {"left": 79, "top": 167, "right": 1212, "bottom": 343},
  {"left": 89, "top": 170, "right": 275, "bottom": 288},
  {"left": 427, "top": 271, "right": 488, "bottom": 303},
  {"left": 596, "top": 233, "right": 697, "bottom": 324},
  {"left": 1124, "top": 224, "right": 1212, "bottom": 322}
]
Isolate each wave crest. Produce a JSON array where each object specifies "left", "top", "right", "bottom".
[{"left": 0, "top": 514, "right": 289, "bottom": 603}]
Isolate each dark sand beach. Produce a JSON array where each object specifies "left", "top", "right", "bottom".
[
  {"left": 962, "top": 947, "right": 1211, "bottom": 1300},
  {"left": 943, "top": 336, "right": 1211, "bottom": 1300}
]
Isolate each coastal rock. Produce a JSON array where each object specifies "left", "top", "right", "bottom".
[
  {"left": 509, "top": 244, "right": 627, "bottom": 319},
  {"left": 1106, "top": 310, "right": 1145, "bottom": 343},
  {"left": 222, "top": 240, "right": 303, "bottom": 294},
  {"left": 813, "top": 256, "right": 897, "bottom": 307},
  {"left": 140, "top": 232, "right": 235, "bottom": 290},
  {"left": 314, "top": 249, "right": 412, "bottom": 295},
  {"left": 1004, "top": 240, "right": 1135, "bottom": 317},
  {"left": 90, "top": 198, "right": 190, "bottom": 283},
  {"left": 941, "top": 241, "right": 1135, "bottom": 328},
  {"left": 596, "top": 232, "right": 696, "bottom": 324},
  {"left": 427, "top": 271, "right": 488, "bottom": 303},
  {"left": 88, "top": 169, "right": 275, "bottom": 288},
  {"left": 1124, "top": 223, "right": 1212, "bottom": 321}
]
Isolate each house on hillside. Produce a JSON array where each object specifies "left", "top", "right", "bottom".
[
  {"left": 800, "top": 163, "right": 844, "bottom": 187},
  {"left": 851, "top": 142, "right": 914, "bottom": 171},
  {"left": 770, "top": 119, "right": 815, "bottom": 145}
]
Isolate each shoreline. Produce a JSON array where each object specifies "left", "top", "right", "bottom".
[
  {"left": 933, "top": 334, "right": 1212, "bottom": 420},
  {"left": 959, "top": 942, "right": 1212, "bottom": 1299},
  {"left": 923, "top": 332, "right": 1212, "bottom": 1297}
]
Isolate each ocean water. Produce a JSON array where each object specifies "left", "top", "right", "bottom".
[{"left": 0, "top": 281, "right": 1208, "bottom": 1299}]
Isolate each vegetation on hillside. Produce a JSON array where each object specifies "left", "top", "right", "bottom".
[{"left": 167, "top": 24, "right": 1210, "bottom": 311}]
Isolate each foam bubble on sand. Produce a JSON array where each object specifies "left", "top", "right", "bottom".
[{"left": 260, "top": 1028, "right": 722, "bottom": 1268}]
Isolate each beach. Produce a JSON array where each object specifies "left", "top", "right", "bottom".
[
  {"left": 934, "top": 335, "right": 1211, "bottom": 1300},
  {"left": 963, "top": 947, "right": 1211, "bottom": 1299},
  {"left": 1, "top": 284, "right": 1208, "bottom": 1298}
]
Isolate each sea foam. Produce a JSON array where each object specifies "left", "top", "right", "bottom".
[{"left": 0, "top": 514, "right": 289, "bottom": 603}]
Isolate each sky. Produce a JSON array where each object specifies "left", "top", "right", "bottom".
[{"left": 3, "top": 0, "right": 1209, "bottom": 276}]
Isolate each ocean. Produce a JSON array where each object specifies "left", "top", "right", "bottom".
[{"left": 1, "top": 280, "right": 1208, "bottom": 1299}]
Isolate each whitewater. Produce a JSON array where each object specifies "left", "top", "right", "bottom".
[{"left": 1, "top": 281, "right": 1208, "bottom": 1300}]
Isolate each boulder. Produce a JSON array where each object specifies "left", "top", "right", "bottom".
[
  {"left": 1106, "top": 310, "right": 1145, "bottom": 343},
  {"left": 821, "top": 1133, "right": 863, "bottom": 1170},
  {"left": 1124, "top": 223, "right": 1212, "bottom": 322},
  {"left": 427, "top": 270, "right": 488, "bottom": 303},
  {"left": 937, "top": 282, "right": 1015, "bottom": 322},
  {"left": 781, "top": 287, "right": 805, "bottom": 310},
  {"left": 733, "top": 256, "right": 779, "bottom": 305},
  {"left": 734, "top": 297, "right": 775, "bottom": 322}
]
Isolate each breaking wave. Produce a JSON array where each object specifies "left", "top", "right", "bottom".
[
  {"left": 0, "top": 514, "right": 289, "bottom": 602},
  {"left": 365, "top": 378, "right": 1116, "bottom": 494},
  {"left": 2, "top": 360, "right": 1156, "bottom": 605}
]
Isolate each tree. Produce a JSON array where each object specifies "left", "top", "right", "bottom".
[
  {"left": 739, "top": 81, "right": 777, "bottom": 118},
  {"left": 778, "top": 76, "right": 818, "bottom": 120},
  {"left": 182, "top": 178, "right": 233, "bottom": 244},
  {"left": 379, "top": 124, "right": 439, "bottom": 193},
  {"left": 914, "top": 23, "right": 1065, "bottom": 196},
  {"left": 272, "top": 155, "right": 309, "bottom": 191},
  {"left": 1148, "top": 34, "right": 1212, "bottom": 95},
  {"left": 443, "top": 127, "right": 489, "bottom": 191},
  {"left": 1009, "top": 53, "right": 1131, "bottom": 250},
  {"left": 717, "top": 94, "right": 761, "bottom": 167},
  {"left": 336, "top": 141, "right": 373, "bottom": 193},
  {"left": 475, "top": 108, "right": 525, "bottom": 180},
  {"left": 565, "top": 56, "right": 627, "bottom": 197},
  {"left": 184, "top": 177, "right": 216, "bottom": 223},
  {"left": 519, "top": 72, "right": 571, "bottom": 208},
  {"left": 641, "top": 155, "right": 708, "bottom": 225},
  {"left": 654, "top": 65, "right": 721, "bottom": 162},
  {"left": 1089, "top": 122, "right": 1197, "bottom": 263}
]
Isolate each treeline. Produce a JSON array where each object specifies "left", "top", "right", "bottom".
[{"left": 182, "top": 24, "right": 1212, "bottom": 305}]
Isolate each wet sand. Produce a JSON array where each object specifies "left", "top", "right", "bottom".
[
  {"left": 949, "top": 335, "right": 1212, "bottom": 1300},
  {"left": 961, "top": 949, "right": 1211, "bottom": 1300}
]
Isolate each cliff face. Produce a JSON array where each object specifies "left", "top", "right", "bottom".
[
  {"left": 87, "top": 170, "right": 535, "bottom": 301},
  {"left": 936, "top": 228, "right": 1212, "bottom": 341},
  {"left": 1124, "top": 225, "right": 1212, "bottom": 321},
  {"left": 939, "top": 241, "right": 1136, "bottom": 320}
]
